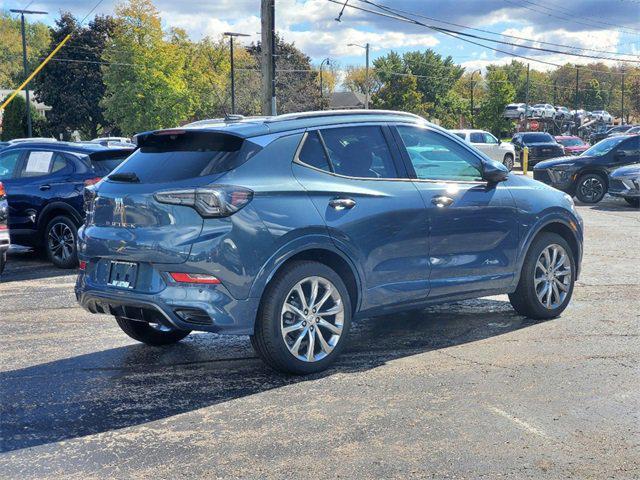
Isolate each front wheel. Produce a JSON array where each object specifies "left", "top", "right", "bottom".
[
  {"left": 575, "top": 173, "right": 606, "bottom": 204},
  {"left": 624, "top": 197, "right": 640, "bottom": 208},
  {"left": 251, "top": 261, "right": 352, "bottom": 375},
  {"left": 45, "top": 215, "right": 78, "bottom": 268},
  {"left": 503, "top": 154, "right": 514, "bottom": 171},
  {"left": 115, "top": 317, "right": 191, "bottom": 345},
  {"left": 509, "top": 232, "right": 575, "bottom": 320}
]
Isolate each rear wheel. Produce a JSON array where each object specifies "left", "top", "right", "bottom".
[
  {"left": 503, "top": 153, "right": 514, "bottom": 171},
  {"left": 115, "top": 317, "right": 191, "bottom": 345},
  {"left": 575, "top": 173, "right": 606, "bottom": 204},
  {"left": 45, "top": 215, "right": 78, "bottom": 268},
  {"left": 509, "top": 232, "right": 575, "bottom": 319},
  {"left": 0, "top": 250, "right": 6, "bottom": 276},
  {"left": 251, "top": 261, "right": 351, "bottom": 375},
  {"left": 624, "top": 197, "right": 640, "bottom": 208}
]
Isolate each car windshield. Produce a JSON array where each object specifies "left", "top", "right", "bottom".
[
  {"left": 582, "top": 136, "right": 628, "bottom": 157},
  {"left": 522, "top": 133, "right": 554, "bottom": 143},
  {"left": 557, "top": 138, "right": 584, "bottom": 147}
]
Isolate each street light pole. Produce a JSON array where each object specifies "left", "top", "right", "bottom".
[
  {"left": 319, "top": 58, "right": 331, "bottom": 110},
  {"left": 348, "top": 43, "right": 371, "bottom": 109},
  {"left": 10, "top": 9, "right": 47, "bottom": 138},
  {"left": 223, "top": 32, "right": 249, "bottom": 115}
]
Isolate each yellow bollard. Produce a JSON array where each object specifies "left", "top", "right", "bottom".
[{"left": 522, "top": 146, "right": 529, "bottom": 175}]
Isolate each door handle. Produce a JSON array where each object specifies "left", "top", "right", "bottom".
[
  {"left": 39, "top": 184, "right": 51, "bottom": 191},
  {"left": 329, "top": 197, "right": 356, "bottom": 210},
  {"left": 431, "top": 195, "right": 454, "bottom": 208}
]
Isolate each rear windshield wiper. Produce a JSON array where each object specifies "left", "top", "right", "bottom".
[{"left": 108, "top": 172, "right": 140, "bottom": 183}]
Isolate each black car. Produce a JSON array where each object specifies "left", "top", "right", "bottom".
[
  {"left": 533, "top": 135, "right": 640, "bottom": 203},
  {"left": 608, "top": 163, "right": 640, "bottom": 208},
  {"left": 511, "top": 132, "right": 565, "bottom": 166},
  {"left": 0, "top": 142, "right": 134, "bottom": 268},
  {"left": 0, "top": 181, "right": 8, "bottom": 275},
  {"left": 590, "top": 124, "right": 636, "bottom": 144}
]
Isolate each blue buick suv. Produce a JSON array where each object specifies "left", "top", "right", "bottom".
[{"left": 76, "top": 111, "right": 583, "bottom": 374}]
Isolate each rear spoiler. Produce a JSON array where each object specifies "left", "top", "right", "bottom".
[
  {"left": 134, "top": 129, "right": 244, "bottom": 151},
  {"left": 88, "top": 149, "right": 135, "bottom": 161}
]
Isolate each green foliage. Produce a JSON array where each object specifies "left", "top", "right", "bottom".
[
  {"left": 581, "top": 78, "right": 604, "bottom": 111},
  {"left": 0, "top": 12, "right": 50, "bottom": 88},
  {"left": 101, "top": 0, "right": 192, "bottom": 135},
  {"left": 33, "top": 13, "right": 118, "bottom": 139},
  {"left": 1, "top": 94, "right": 49, "bottom": 140},
  {"left": 432, "top": 90, "right": 469, "bottom": 129},
  {"left": 477, "top": 70, "right": 515, "bottom": 136},
  {"left": 372, "top": 73, "right": 426, "bottom": 116}
]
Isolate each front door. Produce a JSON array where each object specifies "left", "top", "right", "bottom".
[
  {"left": 292, "top": 124, "right": 430, "bottom": 313},
  {"left": 392, "top": 124, "right": 519, "bottom": 299}
]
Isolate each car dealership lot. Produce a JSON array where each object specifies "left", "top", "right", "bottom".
[{"left": 0, "top": 197, "right": 638, "bottom": 479}]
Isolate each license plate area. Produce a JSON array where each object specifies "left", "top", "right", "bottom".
[{"left": 108, "top": 261, "right": 138, "bottom": 289}]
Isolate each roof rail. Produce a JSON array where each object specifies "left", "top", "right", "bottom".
[{"left": 264, "top": 109, "right": 425, "bottom": 123}]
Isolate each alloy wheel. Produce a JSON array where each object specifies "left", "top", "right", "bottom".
[
  {"left": 47, "top": 222, "right": 75, "bottom": 263},
  {"left": 534, "top": 244, "right": 572, "bottom": 310},
  {"left": 280, "top": 276, "right": 344, "bottom": 362},
  {"left": 579, "top": 177, "right": 604, "bottom": 203}
]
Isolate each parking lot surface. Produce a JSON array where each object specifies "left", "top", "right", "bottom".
[{"left": 0, "top": 197, "right": 638, "bottom": 479}]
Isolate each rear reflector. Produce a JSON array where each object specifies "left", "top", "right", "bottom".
[{"left": 169, "top": 272, "right": 221, "bottom": 284}]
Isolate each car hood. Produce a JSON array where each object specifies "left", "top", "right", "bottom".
[
  {"left": 534, "top": 156, "right": 594, "bottom": 169},
  {"left": 611, "top": 164, "right": 640, "bottom": 177},
  {"left": 524, "top": 142, "right": 561, "bottom": 148}
]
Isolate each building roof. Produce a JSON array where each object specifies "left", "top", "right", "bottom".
[{"left": 329, "top": 91, "right": 366, "bottom": 109}]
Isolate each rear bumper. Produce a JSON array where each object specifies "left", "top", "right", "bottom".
[{"left": 75, "top": 270, "right": 261, "bottom": 335}]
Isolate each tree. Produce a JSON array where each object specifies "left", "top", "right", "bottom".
[
  {"left": 101, "top": 0, "right": 191, "bottom": 135},
  {"left": 432, "top": 90, "right": 469, "bottom": 129},
  {"left": 1, "top": 94, "right": 49, "bottom": 140},
  {"left": 33, "top": 13, "right": 117, "bottom": 139},
  {"left": 582, "top": 78, "right": 605, "bottom": 111},
  {"left": 343, "top": 66, "right": 380, "bottom": 98},
  {"left": 372, "top": 72, "right": 426, "bottom": 116},
  {"left": 477, "top": 70, "right": 515, "bottom": 136},
  {"left": 0, "top": 12, "right": 50, "bottom": 88},
  {"left": 247, "top": 35, "right": 321, "bottom": 114}
]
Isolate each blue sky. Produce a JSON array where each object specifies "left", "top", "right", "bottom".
[{"left": 2, "top": 0, "right": 639, "bottom": 72}]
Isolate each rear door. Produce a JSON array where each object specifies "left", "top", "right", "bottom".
[
  {"left": 391, "top": 124, "right": 519, "bottom": 299},
  {"left": 292, "top": 124, "right": 430, "bottom": 313}
]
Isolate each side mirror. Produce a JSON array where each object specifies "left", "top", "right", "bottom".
[{"left": 482, "top": 159, "right": 509, "bottom": 183}]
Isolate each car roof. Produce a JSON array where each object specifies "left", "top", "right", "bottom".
[
  {"left": 1, "top": 141, "right": 134, "bottom": 155},
  {"left": 555, "top": 135, "right": 579, "bottom": 139},
  {"left": 140, "top": 110, "right": 428, "bottom": 140},
  {"left": 449, "top": 129, "right": 486, "bottom": 134}
]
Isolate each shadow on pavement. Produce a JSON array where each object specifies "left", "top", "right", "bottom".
[
  {"left": 1, "top": 248, "right": 75, "bottom": 283},
  {"left": 0, "top": 298, "right": 543, "bottom": 453}
]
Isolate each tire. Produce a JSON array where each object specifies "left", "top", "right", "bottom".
[
  {"left": 115, "top": 317, "right": 191, "bottom": 346},
  {"left": 575, "top": 173, "right": 607, "bottom": 204},
  {"left": 44, "top": 215, "right": 78, "bottom": 268},
  {"left": 509, "top": 232, "right": 576, "bottom": 320},
  {"left": 624, "top": 197, "right": 640, "bottom": 208},
  {"left": 503, "top": 153, "right": 514, "bottom": 171},
  {"left": 0, "top": 250, "right": 5, "bottom": 276},
  {"left": 251, "top": 261, "right": 352, "bottom": 375}
]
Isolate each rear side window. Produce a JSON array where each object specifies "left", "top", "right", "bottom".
[
  {"left": 320, "top": 126, "right": 398, "bottom": 179},
  {"left": 19, "top": 151, "right": 66, "bottom": 178},
  {"left": 453, "top": 133, "right": 465, "bottom": 140},
  {"left": 298, "top": 131, "right": 331, "bottom": 171},
  {"left": 109, "top": 132, "right": 260, "bottom": 183},
  {"left": 470, "top": 132, "right": 484, "bottom": 143}
]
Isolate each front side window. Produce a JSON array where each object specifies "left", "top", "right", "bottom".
[
  {"left": 0, "top": 150, "right": 21, "bottom": 180},
  {"left": 483, "top": 133, "right": 499, "bottom": 144},
  {"left": 396, "top": 126, "right": 483, "bottom": 182},
  {"left": 319, "top": 126, "right": 398, "bottom": 179}
]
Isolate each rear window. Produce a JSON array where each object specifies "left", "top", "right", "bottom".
[
  {"left": 89, "top": 150, "right": 133, "bottom": 175},
  {"left": 108, "top": 131, "right": 260, "bottom": 183}
]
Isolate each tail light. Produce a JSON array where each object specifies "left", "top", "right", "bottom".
[
  {"left": 154, "top": 185, "right": 253, "bottom": 218},
  {"left": 79, "top": 260, "right": 87, "bottom": 271},
  {"left": 84, "top": 177, "right": 102, "bottom": 187},
  {"left": 0, "top": 182, "right": 5, "bottom": 197},
  {"left": 83, "top": 185, "right": 97, "bottom": 218},
  {"left": 169, "top": 272, "right": 221, "bottom": 284}
]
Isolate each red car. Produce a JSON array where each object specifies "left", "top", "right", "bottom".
[{"left": 555, "top": 135, "right": 589, "bottom": 156}]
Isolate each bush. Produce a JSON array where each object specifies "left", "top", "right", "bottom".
[{"left": 1, "top": 93, "right": 50, "bottom": 140}]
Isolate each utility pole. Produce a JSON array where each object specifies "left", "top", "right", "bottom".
[
  {"left": 10, "top": 8, "right": 47, "bottom": 138},
  {"left": 524, "top": 64, "right": 530, "bottom": 125},
  {"left": 621, "top": 69, "right": 625, "bottom": 124},
  {"left": 261, "top": 0, "right": 276, "bottom": 115},
  {"left": 553, "top": 80, "right": 557, "bottom": 106},
  {"left": 348, "top": 43, "right": 371, "bottom": 109},
  {"left": 574, "top": 67, "right": 579, "bottom": 111},
  {"left": 224, "top": 32, "right": 249, "bottom": 115}
]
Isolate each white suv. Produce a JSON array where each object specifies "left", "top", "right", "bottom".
[
  {"left": 591, "top": 110, "right": 612, "bottom": 124},
  {"left": 530, "top": 104, "right": 556, "bottom": 118},
  {"left": 450, "top": 129, "right": 516, "bottom": 170}
]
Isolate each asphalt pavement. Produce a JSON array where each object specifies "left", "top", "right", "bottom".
[{"left": 0, "top": 196, "right": 638, "bottom": 479}]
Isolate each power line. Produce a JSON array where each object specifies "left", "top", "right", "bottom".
[
  {"left": 368, "top": 2, "right": 640, "bottom": 58},
  {"left": 356, "top": 0, "right": 640, "bottom": 64}
]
